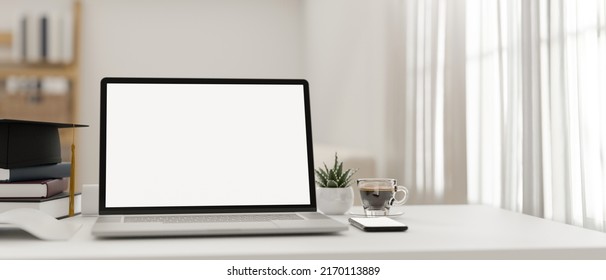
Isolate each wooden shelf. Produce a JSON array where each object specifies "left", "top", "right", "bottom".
[
  {"left": 0, "top": 32, "right": 11, "bottom": 45},
  {"left": 0, "top": 63, "right": 78, "bottom": 78},
  {"left": 0, "top": 0, "right": 81, "bottom": 162}
]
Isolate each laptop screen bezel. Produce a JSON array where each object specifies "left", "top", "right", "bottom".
[{"left": 99, "top": 77, "right": 316, "bottom": 215}]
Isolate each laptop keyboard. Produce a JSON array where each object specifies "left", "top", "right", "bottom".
[{"left": 124, "top": 214, "right": 303, "bottom": 224}]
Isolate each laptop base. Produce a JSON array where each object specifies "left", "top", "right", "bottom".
[{"left": 92, "top": 212, "right": 347, "bottom": 238}]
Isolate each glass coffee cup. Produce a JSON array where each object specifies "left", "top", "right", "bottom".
[{"left": 357, "top": 178, "right": 409, "bottom": 216}]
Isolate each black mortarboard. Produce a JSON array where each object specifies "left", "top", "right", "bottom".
[{"left": 0, "top": 119, "right": 88, "bottom": 169}]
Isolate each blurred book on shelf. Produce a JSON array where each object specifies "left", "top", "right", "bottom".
[{"left": 12, "top": 10, "right": 74, "bottom": 64}]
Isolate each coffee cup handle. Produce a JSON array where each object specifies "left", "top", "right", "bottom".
[{"left": 391, "top": 185, "right": 409, "bottom": 206}]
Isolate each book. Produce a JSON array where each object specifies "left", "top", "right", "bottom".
[
  {"left": 0, "top": 192, "right": 81, "bottom": 219},
  {"left": 47, "top": 12, "right": 63, "bottom": 64},
  {"left": 11, "top": 14, "right": 25, "bottom": 62},
  {"left": 61, "top": 12, "right": 74, "bottom": 64},
  {"left": 26, "top": 12, "right": 41, "bottom": 63},
  {"left": 41, "top": 76, "right": 70, "bottom": 95},
  {"left": 41, "top": 15, "right": 48, "bottom": 60},
  {"left": 0, "top": 178, "right": 67, "bottom": 198},
  {"left": 0, "top": 163, "right": 71, "bottom": 182}
]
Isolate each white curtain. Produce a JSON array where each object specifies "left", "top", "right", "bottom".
[
  {"left": 466, "top": 0, "right": 606, "bottom": 231},
  {"left": 305, "top": 0, "right": 606, "bottom": 232},
  {"left": 386, "top": 0, "right": 468, "bottom": 205}
]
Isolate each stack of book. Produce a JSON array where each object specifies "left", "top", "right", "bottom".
[
  {"left": 0, "top": 119, "right": 86, "bottom": 219},
  {"left": 0, "top": 163, "right": 81, "bottom": 219}
]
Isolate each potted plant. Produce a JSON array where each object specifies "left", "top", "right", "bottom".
[{"left": 315, "top": 153, "right": 357, "bottom": 215}]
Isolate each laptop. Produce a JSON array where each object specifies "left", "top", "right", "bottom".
[{"left": 91, "top": 77, "right": 348, "bottom": 238}]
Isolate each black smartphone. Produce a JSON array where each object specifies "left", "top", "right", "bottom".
[{"left": 348, "top": 217, "right": 408, "bottom": 232}]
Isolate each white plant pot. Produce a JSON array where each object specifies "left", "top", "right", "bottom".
[{"left": 316, "top": 186, "right": 354, "bottom": 215}]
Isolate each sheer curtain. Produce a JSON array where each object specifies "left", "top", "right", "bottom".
[
  {"left": 386, "top": 0, "right": 468, "bottom": 204},
  {"left": 305, "top": 0, "right": 606, "bottom": 231},
  {"left": 466, "top": 0, "right": 606, "bottom": 231}
]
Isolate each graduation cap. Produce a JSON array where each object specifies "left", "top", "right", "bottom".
[{"left": 0, "top": 119, "right": 88, "bottom": 169}]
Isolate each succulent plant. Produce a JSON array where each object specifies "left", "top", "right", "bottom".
[{"left": 315, "top": 153, "right": 357, "bottom": 188}]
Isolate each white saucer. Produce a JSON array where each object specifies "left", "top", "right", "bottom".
[{"left": 348, "top": 208, "right": 405, "bottom": 217}]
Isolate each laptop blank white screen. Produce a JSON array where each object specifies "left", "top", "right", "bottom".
[{"left": 104, "top": 82, "right": 311, "bottom": 208}]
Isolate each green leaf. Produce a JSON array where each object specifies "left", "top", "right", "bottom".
[
  {"left": 315, "top": 170, "right": 328, "bottom": 184},
  {"left": 320, "top": 166, "right": 330, "bottom": 178},
  {"left": 329, "top": 169, "right": 338, "bottom": 181},
  {"left": 318, "top": 167, "right": 326, "bottom": 176},
  {"left": 340, "top": 169, "right": 350, "bottom": 184},
  {"left": 336, "top": 169, "right": 347, "bottom": 185},
  {"left": 326, "top": 180, "right": 339, "bottom": 188},
  {"left": 344, "top": 168, "right": 358, "bottom": 185},
  {"left": 333, "top": 153, "right": 339, "bottom": 172}
]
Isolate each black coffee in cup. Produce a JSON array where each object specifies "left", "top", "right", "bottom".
[{"left": 359, "top": 187, "right": 394, "bottom": 210}]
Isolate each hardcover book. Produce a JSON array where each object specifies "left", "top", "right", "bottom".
[
  {"left": 0, "top": 192, "right": 81, "bottom": 219},
  {"left": 0, "top": 178, "right": 67, "bottom": 198},
  {"left": 0, "top": 163, "right": 71, "bottom": 182}
]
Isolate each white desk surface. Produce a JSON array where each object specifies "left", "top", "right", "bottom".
[{"left": 1, "top": 204, "right": 606, "bottom": 259}]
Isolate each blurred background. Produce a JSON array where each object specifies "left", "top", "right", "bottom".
[{"left": 1, "top": 0, "right": 605, "bottom": 231}]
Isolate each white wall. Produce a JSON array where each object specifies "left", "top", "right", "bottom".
[
  {"left": 78, "top": 0, "right": 305, "bottom": 185},
  {"left": 304, "top": 0, "right": 393, "bottom": 177}
]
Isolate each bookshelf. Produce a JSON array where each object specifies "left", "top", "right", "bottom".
[{"left": 0, "top": 0, "right": 81, "bottom": 161}]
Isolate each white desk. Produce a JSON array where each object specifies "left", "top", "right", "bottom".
[{"left": 1, "top": 205, "right": 606, "bottom": 259}]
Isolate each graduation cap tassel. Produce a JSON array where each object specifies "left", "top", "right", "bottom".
[{"left": 69, "top": 124, "right": 76, "bottom": 217}]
